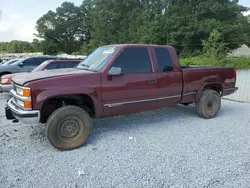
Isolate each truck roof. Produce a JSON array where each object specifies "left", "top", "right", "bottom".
[
  {"left": 103, "top": 44, "right": 174, "bottom": 49},
  {"left": 47, "top": 59, "right": 82, "bottom": 63}
]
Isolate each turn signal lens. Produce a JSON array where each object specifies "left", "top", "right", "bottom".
[
  {"left": 24, "top": 101, "right": 32, "bottom": 109},
  {"left": 23, "top": 88, "right": 31, "bottom": 97}
]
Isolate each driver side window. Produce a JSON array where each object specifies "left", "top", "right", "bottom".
[
  {"left": 112, "top": 47, "right": 152, "bottom": 74},
  {"left": 22, "top": 58, "right": 37, "bottom": 67}
]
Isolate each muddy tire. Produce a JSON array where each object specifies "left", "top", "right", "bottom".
[
  {"left": 45, "top": 106, "right": 92, "bottom": 150},
  {"left": 196, "top": 89, "right": 221, "bottom": 119}
]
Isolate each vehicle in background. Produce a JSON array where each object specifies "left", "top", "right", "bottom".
[
  {"left": 0, "top": 59, "right": 82, "bottom": 93},
  {"left": 5, "top": 44, "right": 238, "bottom": 150},
  {"left": 1, "top": 59, "right": 22, "bottom": 66},
  {"left": 0, "top": 56, "right": 60, "bottom": 79}
]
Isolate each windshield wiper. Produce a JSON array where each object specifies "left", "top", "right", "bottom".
[
  {"left": 76, "top": 63, "right": 90, "bottom": 71},
  {"left": 77, "top": 63, "right": 97, "bottom": 72},
  {"left": 79, "top": 63, "right": 90, "bottom": 68}
]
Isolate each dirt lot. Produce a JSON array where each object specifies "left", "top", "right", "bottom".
[{"left": 0, "top": 94, "right": 250, "bottom": 188}]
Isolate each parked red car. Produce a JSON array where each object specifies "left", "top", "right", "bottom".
[
  {"left": 5, "top": 44, "right": 238, "bottom": 150},
  {"left": 0, "top": 59, "right": 82, "bottom": 93}
]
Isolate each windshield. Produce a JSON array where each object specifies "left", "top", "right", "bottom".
[
  {"left": 3, "top": 59, "right": 21, "bottom": 65},
  {"left": 76, "top": 46, "right": 119, "bottom": 72},
  {"left": 12, "top": 59, "right": 25, "bottom": 66}
]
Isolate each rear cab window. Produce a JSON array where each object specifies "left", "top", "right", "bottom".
[
  {"left": 46, "top": 62, "right": 61, "bottom": 70},
  {"left": 154, "top": 47, "right": 174, "bottom": 72},
  {"left": 61, "top": 61, "right": 80, "bottom": 68},
  {"left": 32, "top": 60, "right": 51, "bottom": 72},
  {"left": 112, "top": 47, "right": 152, "bottom": 74}
]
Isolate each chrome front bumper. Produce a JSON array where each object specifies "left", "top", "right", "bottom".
[
  {"left": 6, "top": 98, "right": 40, "bottom": 124},
  {"left": 0, "top": 84, "right": 13, "bottom": 93}
]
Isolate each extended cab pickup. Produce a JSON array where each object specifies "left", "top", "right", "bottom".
[{"left": 5, "top": 44, "right": 238, "bottom": 150}]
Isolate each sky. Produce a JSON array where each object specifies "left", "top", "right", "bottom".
[{"left": 0, "top": 0, "right": 250, "bottom": 42}]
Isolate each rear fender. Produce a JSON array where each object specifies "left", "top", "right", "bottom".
[{"left": 195, "top": 82, "right": 224, "bottom": 102}]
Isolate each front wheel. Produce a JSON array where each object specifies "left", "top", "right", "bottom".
[
  {"left": 45, "top": 106, "right": 92, "bottom": 150},
  {"left": 196, "top": 89, "right": 221, "bottom": 119}
]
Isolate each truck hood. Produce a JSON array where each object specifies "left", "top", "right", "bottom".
[
  {"left": 2, "top": 72, "right": 27, "bottom": 79},
  {"left": 12, "top": 68, "right": 93, "bottom": 86}
]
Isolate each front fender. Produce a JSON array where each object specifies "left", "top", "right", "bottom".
[{"left": 32, "top": 86, "right": 103, "bottom": 117}]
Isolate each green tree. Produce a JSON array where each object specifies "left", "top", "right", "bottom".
[
  {"left": 162, "top": 0, "right": 250, "bottom": 57},
  {"left": 41, "top": 40, "right": 58, "bottom": 55},
  {"left": 34, "top": 0, "right": 250, "bottom": 56},
  {"left": 31, "top": 39, "right": 43, "bottom": 52},
  {"left": 202, "top": 29, "right": 229, "bottom": 58},
  {"left": 36, "top": 2, "right": 89, "bottom": 54}
]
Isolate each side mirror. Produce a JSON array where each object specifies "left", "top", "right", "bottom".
[
  {"left": 19, "top": 62, "right": 23, "bottom": 67},
  {"left": 108, "top": 67, "right": 123, "bottom": 76}
]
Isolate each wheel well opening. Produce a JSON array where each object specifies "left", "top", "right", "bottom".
[
  {"left": 40, "top": 94, "right": 95, "bottom": 123},
  {"left": 204, "top": 84, "right": 223, "bottom": 94}
]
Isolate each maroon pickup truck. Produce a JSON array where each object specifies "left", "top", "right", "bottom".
[{"left": 5, "top": 44, "right": 238, "bottom": 150}]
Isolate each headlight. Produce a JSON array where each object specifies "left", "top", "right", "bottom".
[
  {"left": 16, "top": 87, "right": 31, "bottom": 97},
  {"left": 13, "top": 85, "right": 32, "bottom": 109}
]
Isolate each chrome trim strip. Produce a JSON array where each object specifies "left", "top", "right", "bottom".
[
  {"left": 183, "top": 92, "right": 197, "bottom": 97},
  {"left": 10, "top": 89, "right": 31, "bottom": 102},
  {"left": 104, "top": 95, "right": 182, "bottom": 108},
  {"left": 158, "top": 95, "right": 182, "bottom": 100},
  {"left": 104, "top": 98, "right": 157, "bottom": 108}
]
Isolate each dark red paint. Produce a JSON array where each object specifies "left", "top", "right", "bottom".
[{"left": 13, "top": 44, "right": 237, "bottom": 119}]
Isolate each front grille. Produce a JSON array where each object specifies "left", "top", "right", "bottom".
[
  {"left": 13, "top": 84, "right": 17, "bottom": 92},
  {"left": 11, "top": 96, "right": 23, "bottom": 110},
  {"left": 10, "top": 98, "right": 22, "bottom": 111}
]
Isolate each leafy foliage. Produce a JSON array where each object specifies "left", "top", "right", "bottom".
[
  {"left": 0, "top": 40, "right": 42, "bottom": 53},
  {"left": 74, "top": 0, "right": 250, "bottom": 56},
  {"left": 1, "top": 0, "right": 250, "bottom": 58},
  {"left": 202, "top": 29, "right": 229, "bottom": 58},
  {"left": 180, "top": 57, "right": 250, "bottom": 70},
  {"left": 35, "top": 2, "right": 88, "bottom": 54}
]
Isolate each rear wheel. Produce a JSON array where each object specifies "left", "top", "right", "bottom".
[
  {"left": 196, "top": 89, "right": 221, "bottom": 119},
  {"left": 45, "top": 105, "right": 92, "bottom": 150}
]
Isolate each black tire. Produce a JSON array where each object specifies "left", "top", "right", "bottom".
[
  {"left": 196, "top": 89, "right": 221, "bottom": 119},
  {"left": 45, "top": 105, "right": 92, "bottom": 150}
]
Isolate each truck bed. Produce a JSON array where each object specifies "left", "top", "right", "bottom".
[
  {"left": 181, "top": 66, "right": 234, "bottom": 70},
  {"left": 180, "top": 66, "right": 236, "bottom": 103}
]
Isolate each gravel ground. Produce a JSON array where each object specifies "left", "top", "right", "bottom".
[{"left": 0, "top": 94, "right": 250, "bottom": 188}]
